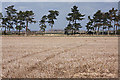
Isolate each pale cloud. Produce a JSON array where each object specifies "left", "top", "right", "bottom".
[{"left": 1, "top": 0, "right": 120, "bottom": 2}]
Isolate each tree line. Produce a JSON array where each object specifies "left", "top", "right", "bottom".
[{"left": 0, "top": 5, "right": 120, "bottom": 35}]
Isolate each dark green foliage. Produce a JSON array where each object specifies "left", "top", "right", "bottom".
[
  {"left": 39, "top": 15, "right": 47, "bottom": 32},
  {"left": 1, "top": 5, "right": 120, "bottom": 36},
  {"left": 86, "top": 8, "right": 120, "bottom": 35},
  {"left": 65, "top": 5, "right": 85, "bottom": 34},
  {"left": 23, "top": 10, "right": 36, "bottom": 35},
  {"left": 0, "top": 13, "right": 3, "bottom": 28},
  {"left": 47, "top": 10, "right": 59, "bottom": 32},
  {"left": 5, "top": 5, "right": 17, "bottom": 31},
  {"left": 14, "top": 11, "right": 25, "bottom": 35}
]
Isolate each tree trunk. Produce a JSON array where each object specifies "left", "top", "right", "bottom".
[
  {"left": 97, "top": 27, "right": 99, "bottom": 35},
  {"left": 115, "top": 25, "right": 117, "bottom": 35},
  {"left": 25, "top": 21, "right": 28, "bottom": 36},
  {"left": 93, "top": 23, "right": 95, "bottom": 35},
  {"left": 114, "top": 21, "right": 115, "bottom": 34},
  {"left": 102, "top": 29, "right": 104, "bottom": 35},
  {"left": 116, "top": 26, "right": 117, "bottom": 35},
  {"left": 9, "top": 28, "right": 10, "bottom": 31},
  {"left": 51, "top": 24, "right": 53, "bottom": 34},
  {"left": 93, "top": 29, "right": 94, "bottom": 35},
  {"left": 8, "top": 25, "right": 10, "bottom": 32},
  {"left": 95, "top": 27, "right": 97, "bottom": 35},
  {"left": 115, "top": 22, "right": 118, "bottom": 35},
  {"left": 87, "top": 29, "right": 89, "bottom": 34},
  {"left": 108, "top": 27, "right": 110, "bottom": 35},
  {"left": 4, "top": 26, "right": 7, "bottom": 35},
  {"left": 19, "top": 28, "right": 20, "bottom": 35},
  {"left": 72, "top": 30, "right": 74, "bottom": 35},
  {"left": 102, "top": 26, "right": 104, "bottom": 35},
  {"left": 74, "top": 20, "right": 76, "bottom": 35}
]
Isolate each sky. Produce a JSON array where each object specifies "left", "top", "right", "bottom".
[
  {"left": 1, "top": 2, "right": 119, "bottom": 31},
  {"left": 1, "top": 0, "right": 120, "bottom": 2}
]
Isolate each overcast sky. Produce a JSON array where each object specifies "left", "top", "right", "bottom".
[
  {"left": 1, "top": 2, "right": 119, "bottom": 31},
  {"left": 1, "top": 0, "right": 120, "bottom": 2}
]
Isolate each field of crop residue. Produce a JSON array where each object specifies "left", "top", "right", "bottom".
[{"left": 2, "top": 37, "right": 118, "bottom": 78}]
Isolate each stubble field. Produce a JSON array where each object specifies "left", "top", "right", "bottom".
[{"left": 2, "top": 36, "right": 118, "bottom": 78}]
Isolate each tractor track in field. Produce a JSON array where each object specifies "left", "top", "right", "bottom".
[
  {"left": 3, "top": 48, "right": 55, "bottom": 65},
  {"left": 3, "top": 42, "right": 84, "bottom": 65},
  {"left": 6, "top": 44, "right": 84, "bottom": 78},
  {"left": 2, "top": 37, "right": 118, "bottom": 78}
]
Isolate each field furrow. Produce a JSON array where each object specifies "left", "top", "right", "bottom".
[{"left": 2, "top": 37, "right": 118, "bottom": 78}]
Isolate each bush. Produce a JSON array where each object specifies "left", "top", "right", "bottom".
[{"left": 117, "top": 29, "right": 120, "bottom": 35}]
